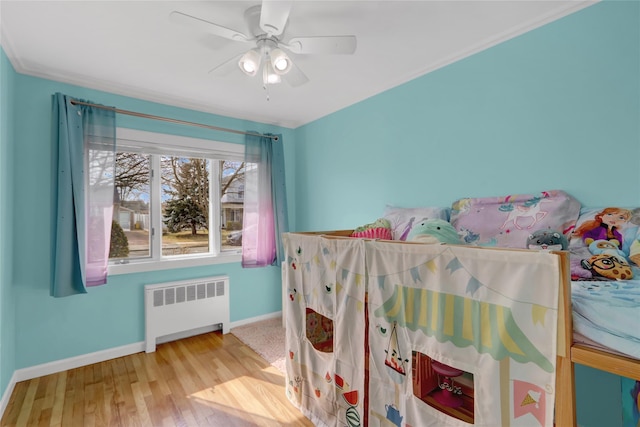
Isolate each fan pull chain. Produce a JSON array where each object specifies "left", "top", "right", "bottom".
[{"left": 263, "top": 83, "right": 271, "bottom": 101}]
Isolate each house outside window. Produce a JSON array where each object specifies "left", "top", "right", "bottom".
[{"left": 107, "top": 129, "right": 250, "bottom": 274}]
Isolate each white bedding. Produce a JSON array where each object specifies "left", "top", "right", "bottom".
[{"left": 571, "top": 276, "right": 640, "bottom": 359}]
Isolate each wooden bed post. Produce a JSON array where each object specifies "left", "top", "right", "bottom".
[
  {"left": 555, "top": 355, "right": 576, "bottom": 426},
  {"left": 554, "top": 251, "right": 576, "bottom": 427}
]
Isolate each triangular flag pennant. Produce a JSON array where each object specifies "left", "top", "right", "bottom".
[
  {"left": 426, "top": 259, "right": 437, "bottom": 273},
  {"left": 466, "top": 276, "right": 482, "bottom": 294},
  {"left": 513, "top": 380, "right": 546, "bottom": 426},
  {"left": 446, "top": 257, "right": 463, "bottom": 273},
  {"left": 410, "top": 266, "right": 422, "bottom": 284},
  {"left": 532, "top": 304, "right": 547, "bottom": 326},
  {"left": 377, "top": 275, "right": 386, "bottom": 289}
]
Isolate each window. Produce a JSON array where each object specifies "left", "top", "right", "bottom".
[
  {"left": 108, "top": 129, "right": 250, "bottom": 274},
  {"left": 411, "top": 352, "right": 475, "bottom": 424},
  {"left": 305, "top": 308, "right": 334, "bottom": 352}
]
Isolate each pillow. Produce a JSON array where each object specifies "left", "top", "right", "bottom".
[
  {"left": 630, "top": 229, "right": 640, "bottom": 266},
  {"left": 449, "top": 190, "right": 581, "bottom": 248},
  {"left": 383, "top": 205, "right": 450, "bottom": 241},
  {"left": 569, "top": 207, "right": 640, "bottom": 252},
  {"left": 569, "top": 206, "right": 640, "bottom": 280}
]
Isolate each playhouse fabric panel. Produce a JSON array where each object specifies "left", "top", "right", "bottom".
[
  {"left": 450, "top": 190, "right": 581, "bottom": 248},
  {"left": 366, "top": 242, "right": 561, "bottom": 427},
  {"left": 282, "top": 233, "right": 367, "bottom": 427}
]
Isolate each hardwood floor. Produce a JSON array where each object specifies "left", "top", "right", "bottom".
[{"left": 1, "top": 332, "right": 314, "bottom": 427}]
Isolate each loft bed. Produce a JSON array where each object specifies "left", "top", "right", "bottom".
[
  {"left": 281, "top": 190, "right": 640, "bottom": 427},
  {"left": 283, "top": 232, "right": 639, "bottom": 427}
]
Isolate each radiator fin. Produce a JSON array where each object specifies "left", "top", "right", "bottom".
[
  {"left": 165, "top": 288, "right": 175, "bottom": 305},
  {"left": 187, "top": 285, "right": 196, "bottom": 301},
  {"left": 176, "top": 286, "right": 185, "bottom": 303},
  {"left": 153, "top": 289, "right": 163, "bottom": 307}
]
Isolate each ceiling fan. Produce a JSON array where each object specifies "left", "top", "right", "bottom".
[{"left": 170, "top": 0, "right": 357, "bottom": 88}]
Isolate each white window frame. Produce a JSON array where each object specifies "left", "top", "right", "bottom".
[{"left": 108, "top": 128, "right": 243, "bottom": 276}]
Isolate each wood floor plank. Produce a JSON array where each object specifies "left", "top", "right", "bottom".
[
  {"left": 40, "top": 375, "right": 58, "bottom": 414},
  {"left": 49, "top": 370, "right": 67, "bottom": 427},
  {"left": 1, "top": 331, "right": 314, "bottom": 426}
]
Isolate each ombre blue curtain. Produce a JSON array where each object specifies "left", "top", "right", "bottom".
[
  {"left": 51, "top": 93, "right": 116, "bottom": 297},
  {"left": 242, "top": 133, "right": 289, "bottom": 268}
]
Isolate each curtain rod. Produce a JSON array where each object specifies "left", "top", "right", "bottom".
[{"left": 69, "top": 99, "right": 278, "bottom": 141}]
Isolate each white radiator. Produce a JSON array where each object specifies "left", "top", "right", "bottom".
[{"left": 144, "top": 275, "right": 230, "bottom": 353}]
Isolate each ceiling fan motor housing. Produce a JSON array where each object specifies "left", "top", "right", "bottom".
[{"left": 245, "top": 5, "right": 286, "bottom": 39}]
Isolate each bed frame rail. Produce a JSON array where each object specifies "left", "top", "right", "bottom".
[{"left": 572, "top": 345, "right": 640, "bottom": 380}]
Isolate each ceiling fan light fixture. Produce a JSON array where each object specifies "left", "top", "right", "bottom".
[
  {"left": 270, "top": 48, "right": 291, "bottom": 75},
  {"left": 263, "top": 58, "right": 281, "bottom": 85},
  {"left": 239, "top": 49, "right": 261, "bottom": 76}
]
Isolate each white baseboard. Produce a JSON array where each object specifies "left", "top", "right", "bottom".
[
  {"left": 15, "top": 341, "right": 147, "bottom": 383},
  {"left": 0, "top": 371, "right": 18, "bottom": 421},
  {"left": 0, "top": 311, "right": 282, "bottom": 420},
  {"left": 229, "top": 311, "right": 282, "bottom": 329}
]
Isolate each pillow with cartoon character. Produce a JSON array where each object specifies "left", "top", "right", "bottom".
[
  {"left": 630, "top": 229, "right": 640, "bottom": 266},
  {"left": 383, "top": 205, "right": 450, "bottom": 241},
  {"left": 568, "top": 207, "right": 640, "bottom": 281},
  {"left": 449, "top": 190, "right": 581, "bottom": 248}
]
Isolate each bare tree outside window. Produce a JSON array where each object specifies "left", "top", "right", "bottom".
[
  {"left": 111, "top": 153, "right": 150, "bottom": 259},
  {"left": 109, "top": 151, "right": 249, "bottom": 260},
  {"left": 114, "top": 153, "right": 150, "bottom": 201}
]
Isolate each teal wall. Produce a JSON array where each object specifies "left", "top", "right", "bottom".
[
  {"left": 0, "top": 48, "right": 16, "bottom": 403},
  {"left": 1, "top": 1, "right": 639, "bottom": 426},
  {"left": 295, "top": 1, "right": 639, "bottom": 231},
  {"left": 293, "top": 2, "right": 638, "bottom": 427},
  {"left": 9, "top": 74, "right": 294, "bottom": 369}
]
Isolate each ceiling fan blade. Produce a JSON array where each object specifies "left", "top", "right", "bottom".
[
  {"left": 208, "top": 54, "right": 243, "bottom": 76},
  {"left": 283, "top": 35, "right": 357, "bottom": 55},
  {"left": 259, "top": 0, "right": 292, "bottom": 37},
  {"left": 170, "top": 11, "right": 251, "bottom": 43},
  {"left": 282, "top": 61, "right": 309, "bottom": 87}
]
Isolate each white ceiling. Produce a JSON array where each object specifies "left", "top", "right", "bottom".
[{"left": 1, "top": 0, "right": 596, "bottom": 128}]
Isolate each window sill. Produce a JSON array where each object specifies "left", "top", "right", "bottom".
[{"left": 108, "top": 252, "right": 242, "bottom": 275}]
